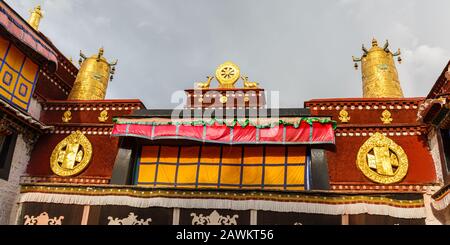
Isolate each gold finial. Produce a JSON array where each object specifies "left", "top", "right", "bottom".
[
  {"left": 98, "top": 110, "right": 108, "bottom": 122},
  {"left": 353, "top": 38, "right": 404, "bottom": 98},
  {"left": 97, "top": 47, "right": 104, "bottom": 61},
  {"left": 62, "top": 110, "right": 72, "bottom": 123},
  {"left": 68, "top": 48, "right": 118, "bottom": 100},
  {"left": 371, "top": 38, "right": 378, "bottom": 47},
  {"left": 28, "top": 5, "right": 43, "bottom": 31},
  {"left": 380, "top": 110, "right": 393, "bottom": 124},
  {"left": 338, "top": 109, "right": 350, "bottom": 123}
]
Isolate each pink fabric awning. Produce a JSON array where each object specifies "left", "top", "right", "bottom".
[{"left": 112, "top": 118, "right": 335, "bottom": 145}]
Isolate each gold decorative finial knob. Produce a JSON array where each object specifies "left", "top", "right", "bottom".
[
  {"left": 371, "top": 38, "right": 378, "bottom": 47},
  {"left": 28, "top": 5, "right": 43, "bottom": 31}
]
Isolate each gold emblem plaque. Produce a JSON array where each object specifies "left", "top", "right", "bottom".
[
  {"left": 356, "top": 132, "right": 408, "bottom": 184},
  {"left": 215, "top": 61, "right": 241, "bottom": 88},
  {"left": 50, "top": 131, "right": 93, "bottom": 177}
]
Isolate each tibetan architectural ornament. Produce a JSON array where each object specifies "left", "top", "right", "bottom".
[
  {"left": 356, "top": 132, "right": 408, "bottom": 184},
  {"left": 194, "top": 61, "right": 259, "bottom": 89},
  {"left": 380, "top": 110, "right": 393, "bottom": 124},
  {"left": 62, "top": 110, "right": 72, "bottom": 123},
  {"left": 353, "top": 38, "right": 404, "bottom": 98},
  {"left": 68, "top": 48, "right": 117, "bottom": 100},
  {"left": 215, "top": 61, "right": 241, "bottom": 88},
  {"left": 338, "top": 109, "right": 350, "bottom": 123},
  {"left": 98, "top": 110, "right": 108, "bottom": 122},
  {"left": 50, "top": 131, "right": 93, "bottom": 177}
]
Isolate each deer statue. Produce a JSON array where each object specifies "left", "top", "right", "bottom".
[
  {"left": 241, "top": 76, "right": 259, "bottom": 88},
  {"left": 196, "top": 76, "right": 214, "bottom": 89}
]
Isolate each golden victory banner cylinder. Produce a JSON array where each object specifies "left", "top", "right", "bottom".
[
  {"left": 68, "top": 48, "right": 117, "bottom": 100},
  {"left": 353, "top": 39, "right": 404, "bottom": 98}
]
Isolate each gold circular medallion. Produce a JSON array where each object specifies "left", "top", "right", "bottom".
[
  {"left": 215, "top": 61, "right": 240, "bottom": 88},
  {"left": 220, "top": 95, "right": 228, "bottom": 104},
  {"left": 50, "top": 131, "right": 93, "bottom": 177},
  {"left": 356, "top": 132, "right": 408, "bottom": 184}
]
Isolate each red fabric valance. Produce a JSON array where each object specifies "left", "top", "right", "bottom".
[{"left": 112, "top": 121, "right": 335, "bottom": 145}]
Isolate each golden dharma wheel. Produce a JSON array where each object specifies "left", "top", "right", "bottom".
[
  {"left": 50, "top": 131, "right": 93, "bottom": 177},
  {"left": 215, "top": 61, "right": 240, "bottom": 88},
  {"left": 356, "top": 133, "right": 408, "bottom": 184}
]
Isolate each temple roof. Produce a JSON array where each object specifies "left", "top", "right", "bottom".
[{"left": 0, "top": 1, "right": 58, "bottom": 71}]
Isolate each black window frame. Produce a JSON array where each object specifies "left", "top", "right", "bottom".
[
  {"left": 441, "top": 129, "right": 450, "bottom": 173},
  {"left": 0, "top": 132, "right": 18, "bottom": 181}
]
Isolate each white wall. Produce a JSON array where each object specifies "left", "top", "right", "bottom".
[
  {"left": 428, "top": 128, "right": 444, "bottom": 184},
  {"left": 0, "top": 134, "right": 32, "bottom": 224},
  {"left": 0, "top": 97, "right": 42, "bottom": 224}
]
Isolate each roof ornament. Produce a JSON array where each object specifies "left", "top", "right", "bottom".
[
  {"left": 69, "top": 47, "right": 118, "bottom": 100},
  {"left": 194, "top": 61, "right": 260, "bottom": 89},
  {"left": 352, "top": 38, "right": 404, "bottom": 98},
  {"left": 28, "top": 5, "right": 43, "bottom": 31}
]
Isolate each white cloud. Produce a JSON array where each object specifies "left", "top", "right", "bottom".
[
  {"left": 94, "top": 16, "right": 111, "bottom": 26},
  {"left": 399, "top": 45, "right": 449, "bottom": 97}
]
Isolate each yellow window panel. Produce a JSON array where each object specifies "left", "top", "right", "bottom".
[
  {"left": 140, "top": 146, "right": 159, "bottom": 163},
  {"left": 265, "top": 146, "right": 286, "bottom": 164},
  {"left": 264, "top": 166, "right": 285, "bottom": 186},
  {"left": 176, "top": 165, "right": 198, "bottom": 184},
  {"left": 0, "top": 66, "right": 18, "bottom": 94},
  {"left": 21, "top": 58, "right": 38, "bottom": 82},
  {"left": 243, "top": 146, "right": 263, "bottom": 164},
  {"left": 201, "top": 146, "right": 221, "bottom": 163},
  {"left": 137, "top": 164, "right": 156, "bottom": 183},
  {"left": 242, "top": 166, "right": 262, "bottom": 185},
  {"left": 179, "top": 146, "right": 200, "bottom": 164},
  {"left": 0, "top": 36, "right": 9, "bottom": 58},
  {"left": 13, "top": 77, "right": 33, "bottom": 101},
  {"left": 11, "top": 97, "right": 27, "bottom": 110},
  {"left": 197, "top": 165, "right": 219, "bottom": 184},
  {"left": 156, "top": 164, "right": 177, "bottom": 183},
  {"left": 220, "top": 166, "right": 241, "bottom": 185},
  {"left": 286, "top": 166, "right": 305, "bottom": 185},
  {"left": 221, "top": 146, "right": 242, "bottom": 164},
  {"left": 159, "top": 146, "right": 179, "bottom": 163},
  {"left": 0, "top": 85, "right": 12, "bottom": 100},
  {"left": 287, "top": 146, "right": 306, "bottom": 164},
  {"left": 5, "top": 45, "right": 25, "bottom": 71}
]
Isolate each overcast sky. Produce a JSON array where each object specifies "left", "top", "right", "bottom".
[{"left": 6, "top": 0, "right": 450, "bottom": 108}]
